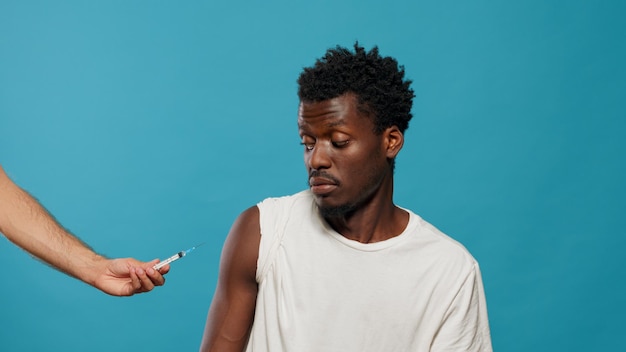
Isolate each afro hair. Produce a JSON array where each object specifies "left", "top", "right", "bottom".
[{"left": 297, "top": 42, "right": 415, "bottom": 133}]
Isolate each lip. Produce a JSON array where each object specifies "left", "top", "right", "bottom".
[{"left": 309, "top": 177, "right": 338, "bottom": 196}]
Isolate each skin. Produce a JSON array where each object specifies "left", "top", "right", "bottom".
[
  {"left": 299, "top": 93, "right": 408, "bottom": 242},
  {"left": 199, "top": 93, "right": 408, "bottom": 351},
  {"left": 0, "top": 165, "right": 169, "bottom": 296}
]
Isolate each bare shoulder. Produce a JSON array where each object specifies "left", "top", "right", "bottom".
[
  {"left": 201, "top": 206, "right": 261, "bottom": 351},
  {"left": 219, "top": 206, "right": 261, "bottom": 281}
]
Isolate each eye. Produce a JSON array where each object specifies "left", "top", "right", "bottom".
[
  {"left": 332, "top": 140, "right": 350, "bottom": 148},
  {"left": 300, "top": 142, "right": 315, "bottom": 151}
]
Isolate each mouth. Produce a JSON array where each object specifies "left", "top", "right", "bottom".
[{"left": 309, "top": 176, "right": 338, "bottom": 196}]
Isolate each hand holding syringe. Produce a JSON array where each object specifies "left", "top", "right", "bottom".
[{"left": 153, "top": 243, "right": 204, "bottom": 271}]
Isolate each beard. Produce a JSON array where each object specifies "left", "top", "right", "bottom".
[
  {"left": 308, "top": 155, "right": 391, "bottom": 219},
  {"left": 318, "top": 202, "right": 357, "bottom": 218},
  {"left": 307, "top": 171, "right": 355, "bottom": 218}
]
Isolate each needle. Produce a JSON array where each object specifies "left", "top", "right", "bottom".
[{"left": 153, "top": 243, "right": 204, "bottom": 270}]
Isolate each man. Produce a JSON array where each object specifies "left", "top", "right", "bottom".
[
  {"left": 0, "top": 164, "right": 169, "bottom": 296},
  {"left": 200, "top": 43, "right": 492, "bottom": 351}
]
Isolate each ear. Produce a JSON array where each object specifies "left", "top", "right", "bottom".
[{"left": 383, "top": 126, "right": 404, "bottom": 159}]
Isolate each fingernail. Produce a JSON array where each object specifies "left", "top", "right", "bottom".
[
  {"left": 147, "top": 268, "right": 154, "bottom": 275},
  {"left": 136, "top": 268, "right": 145, "bottom": 275}
]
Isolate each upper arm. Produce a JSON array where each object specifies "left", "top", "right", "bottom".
[{"left": 200, "top": 206, "right": 261, "bottom": 352}]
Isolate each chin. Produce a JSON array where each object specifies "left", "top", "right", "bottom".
[{"left": 317, "top": 202, "right": 356, "bottom": 218}]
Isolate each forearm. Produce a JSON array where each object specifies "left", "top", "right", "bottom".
[
  {"left": 200, "top": 294, "right": 256, "bottom": 352},
  {"left": 0, "top": 167, "right": 106, "bottom": 285}
]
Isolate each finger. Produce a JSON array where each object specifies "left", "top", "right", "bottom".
[
  {"left": 156, "top": 263, "right": 171, "bottom": 275},
  {"left": 146, "top": 258, "right": 170, "bottom": 275},
  {"left": 130, "top": 267, "right": 142, "bottom": 292},
  {"left": 135, "top": 267, "right": 155, "bottom": 292},
  {"left": 146, "top": 258, "right": 160, "bottom": 266},
  {"left": 145, "top": 267, "right": 166, "bottom": 286}
]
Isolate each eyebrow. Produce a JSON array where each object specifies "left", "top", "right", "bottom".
[
  {"left": 325, "top": 120, "right": 346, "bottom": 128},
  {"left": 297, "top": 119, "right": 346, "bottom": 130}
]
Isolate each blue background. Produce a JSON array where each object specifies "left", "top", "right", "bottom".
[{"left": 1, "top": 1, "right": 624, "bottom": 351}]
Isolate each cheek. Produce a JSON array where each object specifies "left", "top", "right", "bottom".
[
  {"left": 345, "top": 147, "right": 386, "bottom": 179},
  {"left": 338, "top": 152, "right": 373, "bottom": 178},
  {"left": 349, "top": 144, "right": 384, "bottom": 165}
]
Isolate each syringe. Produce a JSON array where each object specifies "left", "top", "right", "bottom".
[{"left": 153, "top": 243, "right": 204, "bottom": 271}]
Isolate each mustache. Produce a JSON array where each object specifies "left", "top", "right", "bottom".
[{"left": 308, "top": 170, "right": 340, "bottom": 186}]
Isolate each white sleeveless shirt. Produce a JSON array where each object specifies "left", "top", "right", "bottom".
[{"left": 246, "top": 191, "right": 492, "bottom": 352}]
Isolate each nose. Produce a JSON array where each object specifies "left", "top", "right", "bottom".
[{"left": 306, "top": 143, "right": 331, "bottom": 170}]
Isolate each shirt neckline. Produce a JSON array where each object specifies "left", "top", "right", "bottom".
[{"left": 316, "top": 207, "right": 419, "bottom": 252}]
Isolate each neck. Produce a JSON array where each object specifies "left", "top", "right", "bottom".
[{"left": 322, "top": 180, "right": 408, "bottom": 244}]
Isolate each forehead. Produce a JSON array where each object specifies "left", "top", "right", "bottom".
[{"left": 297, "top": 94, "right": 371, "bottom": 131}]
